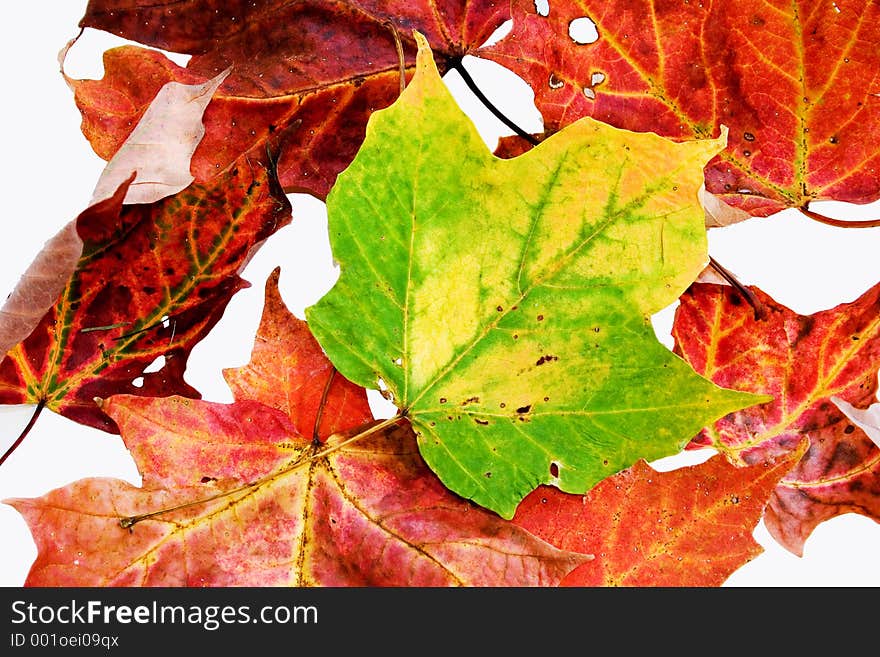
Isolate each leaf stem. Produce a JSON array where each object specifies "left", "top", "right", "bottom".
[
  {"left": 383, "top": 20, "right": 407, "bottom": 95},
  {"left": 800, "top": 205, "right": 880, "bottom": 228},
  {"left": 708, "top": 256, "right": 767, "bottom": 321},
  {"left": 448, "top": 57, "right": 541, "bottom": 146},
  {"left": 312, "top": 367, "right": 337, "bottom": 443},
  {"left": 118, "top": 413, "right": 404, "bottom": 529},
  {"left": 0, "top": 399, "right": 46, "bottom": 468}
]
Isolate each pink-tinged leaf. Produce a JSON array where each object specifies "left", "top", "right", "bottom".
[
  {"left": 672, "top": 281, "right": 880, "bottom": 554},
  {"left": 7, "top": 414, "right": 587, "bottom": 586},
  {"left": 88, "top": 68, "right": 231, "bottom": 206},
  {"left": 0, "top": 221, "right": 82, "bottom": 360},
  {"left": 513, "top": 442, "right": 807, "bottom": 586},
  {"left": 7, "top": 268, "right": 589, "bottom": 587},
  {"left": 763, "top": 417, "right": 880, "bottom": 556}
]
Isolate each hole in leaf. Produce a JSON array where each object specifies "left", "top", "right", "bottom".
[
  {"left": 143, "top": 355, "right": 166, "bottom": 374},
  {"left": 535, "top": 0, "right": 550, "bottom": 16},
  {"left": 569, "top": 17, "right": 599, "bottom": 44},
  {"left": 132, "top": 376, "right": 144, "bottom": 388},
  {"left": 481, "top": 18, "right": 513, "bottom": 47}
]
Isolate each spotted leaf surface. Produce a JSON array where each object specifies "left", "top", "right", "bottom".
[
  {"left": 483, "top": 0, "right": 880, "bottom": 217},
  {"left": 305, "top": 34, "right": 765, "bottom": 519}
]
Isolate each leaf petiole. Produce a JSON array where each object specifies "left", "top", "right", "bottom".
[
  {"left": 312, "top": 367, "right": 337, "bottom": 443},
  {"left": 800, "top": 204, "right": 880, "bottom": 228}
]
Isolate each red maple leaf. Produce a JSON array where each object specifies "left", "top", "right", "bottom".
[
  {"left": 672, "top": 281, "right": 880, "bottom": 555},
  {"left": 6, "top": 270, "right": 588, "bottom": 586},
  {"left": 482, "top": 0, "right": 880, "bottom": 218}
]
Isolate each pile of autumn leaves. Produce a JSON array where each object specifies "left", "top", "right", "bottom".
[{"left": 3, "top": 0, "right": 880, "bottom": 587}]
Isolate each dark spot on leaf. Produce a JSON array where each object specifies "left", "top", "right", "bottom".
[
  {"left": 142, "top": 287, "right": 156, "bottom": 295},
  {"left": 750, "top": 14, "right": 765, "bottom": 25},
  {"left": 500, "top": 402, "right": 506, "bottom": 408},
  {"left": 475, "top": 418, "right": 489, "bottom": 425},
  {"left": 462, "top": 396, "right": 480, "bottom": 405},
  {"left": 844, "top": 424, "right": 855, "bottom": 434},
  {"left": 536, "top": 314, "right": 544, "bottom": 321},
  {"left": 743, "top": 150, "right": 751, "bottom": 157},
  {"left": 535, "top": 354, "right": 558, "bottom": 366},
  {"left": 829, "top": 441, "right": 861, "bottom": 470},
  {"left": 793, "top": 316, "right": 815, "bottom": 346},
  {"left": 550, "top": 462, "right": 559, "bottom": 477},
  {"left": 743, "top": 132, "right": 756, "bottom": 141},
  {"left": 593, "top": 326, "right": 601, "bottom": 332},
  {"left": 484, "top": 471, "right": 492, "bottom": 478},
  {"left": 852, "top": 335, "right": 860, "bottom": 341},
  {"left": 496, "top": 305, "right": 503, "bottom": 312},
  {"left": 829, "top": 135, "right": 838, "bottom": 144},
  {"left": 729, "top": 294, "right": 742, "bottom": 306},
  {"left": 543, "top": 396, "right": 550, "bottom": 402},
  {"left": 439, "top": 397, "right": 447, "bottom": 404},
  {"left": 516, "top": 404, "right": 531, "bottom": 414},
  {"left": 200, "top": 476, "right": 216, "bottom": 484}
]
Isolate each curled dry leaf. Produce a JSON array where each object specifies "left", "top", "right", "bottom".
[
  {"left": 0, "top": 221, "right": 82, "bottom": 361},
  {"left": 1, "top": 62, "right": 228, "bottom": 368},
  {"left": 88, "top": 68, "right": 231, "bottom": 206},
  {"left": 832, "top": 393, "right": 880, "bottom": 449}
]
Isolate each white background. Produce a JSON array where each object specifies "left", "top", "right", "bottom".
[{"left": 2, "top": 3, "right": 879, "bottom": 587}]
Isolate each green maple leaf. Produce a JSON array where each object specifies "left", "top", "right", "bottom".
[{"left": 306, "top": 32, "right": 767, "bottom": 518}]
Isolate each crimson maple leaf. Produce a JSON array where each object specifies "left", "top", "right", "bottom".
[
  {"left": 71, "top": 0, "right": 512, "bottom": 198},
  {"left": 483, "top": 0, "right": 880, "bottom": 219},
  {"left": 672, "top": 281, "right": 880, "bottom": 555}
]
